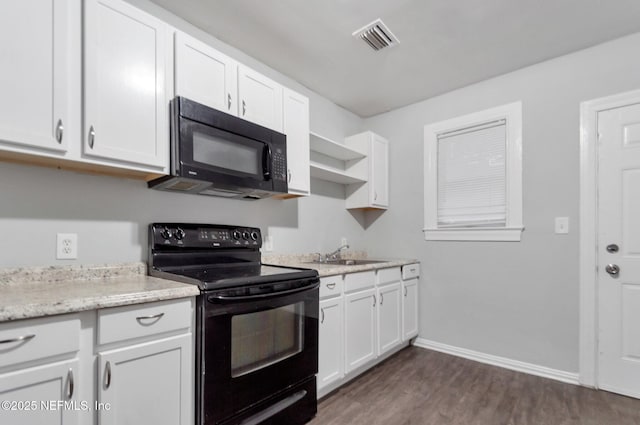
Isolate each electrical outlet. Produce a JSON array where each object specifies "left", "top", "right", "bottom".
[
  {"left": 341, "top": 237, "right": 348, "bottom": 247},
  {"left": 263, "top": 235, "right": 274, "bottom": 252},
  {"left": 57, "top": 233, "right": 78, "bottom": 259}
]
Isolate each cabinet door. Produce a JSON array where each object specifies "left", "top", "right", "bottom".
[
  {"left": 344, "top": 288, "right": 377, "bottom": 373},
  {"left": 0, "top": 0, "right": 72, "bottom": 154},
  {"left": 318, "top": 297, "right": 343, "bottom": 391},
  {"left": 370, "top": 135, "right": 389, "bottom": 207},
  {"left": 282, "top": 88, "right": 310, "bottom": 195},
  {"left": 98, "top": 334, "right": 192, "bottom": 425},
  {"left": 238, "top": 65, "right": 283, "bottom": 132},
  {"left": 403, "top": 279, "right": 419, "bottom": 340},
  {"left": 84, "top": 0, "right": 168, "bottom": 170},
  {"left": 377, "top": 282, "right": 402, "bottom": 356},
  {"left": 0, "top": 359, "right": 79, "bottom": 425},
  {"left": 174, "top": 31, "right": 238, "bottom": 115}
]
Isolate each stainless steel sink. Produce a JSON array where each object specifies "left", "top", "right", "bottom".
[{"left": 305, "top": 259, "right": 388, "bottom": 266}]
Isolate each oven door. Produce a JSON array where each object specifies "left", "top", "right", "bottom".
[
  {"left": 199, "top": 279, "right": 319, "bottom": 425},
  {"left": 178, "top": 115, "right": 274, "bottom": 192}
]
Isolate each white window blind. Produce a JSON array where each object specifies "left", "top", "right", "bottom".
[{"left": 437, "top": 119, "right": 506, "bottom": 227}]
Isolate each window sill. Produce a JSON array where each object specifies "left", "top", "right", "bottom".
[{"left": 423, "top": 227, "right": 524, "bottom": 242}]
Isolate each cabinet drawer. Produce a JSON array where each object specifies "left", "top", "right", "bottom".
[
  {"left": 319, "top": 276, "right": 343, "bottom": 299},
  {"left": 0, "top": 314, "right": 80, "bottom": 368},
  {"left": 343, "top": 271, "right": 375, "bottom": 293},
  {"left": 401, "top": 264, "right": 420, "bottom": 280},
  {"left": 98, "top": 298, "right": 192, "bottom": 345},
  {"left": 376, "top": 267, "right": 401, "bottom": 286}
]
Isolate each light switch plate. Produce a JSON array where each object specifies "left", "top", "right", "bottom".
[{"left": 555, "top": 217, "right": 569, "bottom": 234}]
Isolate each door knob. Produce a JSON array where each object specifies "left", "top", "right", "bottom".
[
  {"left": 606, "top": 244, "right": 619, "bottom": 253},
  {"left": 605, "top": 264, "right": 620, "bottom": 276}
]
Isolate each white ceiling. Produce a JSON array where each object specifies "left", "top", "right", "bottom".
[{"left": 149, "top": 0, "right": 640, "bottom": 117}]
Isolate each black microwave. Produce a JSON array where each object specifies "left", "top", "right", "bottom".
[{"left": 148, "top": 97, "right": 287, "bottom": 199}]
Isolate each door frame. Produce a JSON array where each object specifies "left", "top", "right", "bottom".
[{"left": 579, "top": 89, "right": 640, "bottom": 388}]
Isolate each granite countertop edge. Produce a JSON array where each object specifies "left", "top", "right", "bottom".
[
  {"left": 0, "top": 263, "right": 200, "bottom": 323},
  {"left": 264, "top": 256, "right": 419, "bottom": 277}
]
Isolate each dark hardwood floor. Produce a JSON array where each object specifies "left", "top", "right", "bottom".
[{"left": 309, "top": 347, "right": 640, "bottom": 425}]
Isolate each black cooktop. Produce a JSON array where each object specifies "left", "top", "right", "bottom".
[{"left": 148, "top": 223, "right": 318, "bottom": 291}]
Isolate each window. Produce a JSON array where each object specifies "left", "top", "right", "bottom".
[{"left": 423, "top": 102, "right": 523, "bottom": 241}]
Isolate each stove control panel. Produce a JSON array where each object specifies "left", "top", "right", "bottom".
[{"left": 150, "top": 223, "right": 262, "bottom": 249}]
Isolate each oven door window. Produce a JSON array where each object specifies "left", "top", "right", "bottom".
[{"left": 231, "top": 302, "right": 304, "bottom": 377}]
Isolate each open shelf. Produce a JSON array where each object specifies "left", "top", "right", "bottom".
[
  {"left": 310, "top": 162, "right": 366, "bottom": 184},
  {"left": 310, "top": 132, "right": 366, "bottom": 161}
]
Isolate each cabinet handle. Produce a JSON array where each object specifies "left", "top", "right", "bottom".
[
  {"left": 105, "top": 361, "right": 112, "bottom": 389},
  {"left": 288, "top": 168, "right": 292, "bottom": 183},
  {"left": 374, "top": 191, "right": 378, "bottom": 201},
  {"left": 88, "top": 126, "right": 95, "bottom": 149},
  {"left": 67, "top": 368, "right": 74, "bottom": 399},
  {"left": 242, "top": 100, "right": 246, "bottom": 116},
  {"left": 136, "top": 312, "right": 165, "bottom": 323},
  {"left": 404, "top": 287, "right": 408, "bottom": 297},
  {"left": 326, "top": 282, "right": 336, "bottom": 289},
  {"left": 0, "top": 333, "right": 35, "bottom": 344},
  {"left": 56, "top": 119, "right": 64, "bottom": 144},
  {"left": 227, "top": 93, "right": 232, "bottom": 110},
  {"left": 380, "top": 293, "right": 384, "bottom": 305},
  {"left": 321, "top": 308, "right": 325, "bottom": 324},
  {"left": 373, "top": 295, "right": 377, "bottom": 307}
]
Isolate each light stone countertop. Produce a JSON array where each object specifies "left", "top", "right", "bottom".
[
  {"left": 0, "top": 263, "right": 199, "bottom": 322},
  {"left": 262, "top": 253, "right": 418, "bottom": 277}
]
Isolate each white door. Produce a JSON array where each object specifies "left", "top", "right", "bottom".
[
  {"left": 174, "top": 31, "right": 238, "bottom": 115},
  {"left": 0, "top": 359, "right": 79, "bottom": 425},
  {"left": 84, "top": 0, "right": 168, "bottom": 170},
  {"left": 371, "top": 135, "right": 389, "bottom": 207},
  {"left": 344, "top": 288, "right": 376, "bottom": 373},
  {"left": 598, "top": 102, "right": 640, "bottom": 398},
  {"left": 282, "top": 88, "right": 310, "bottom": 195},
  {"left": 318, "top": 297, "right": 343, "bottom": 391},
  {"left": 238, "top": 65, "right": 283, "bottom": 132},
  {"left": 98, "top": 335, "right": 192, "bottom": 425},
  {"left": 0, "top": 0, "right": 72, "bottom": 153}
]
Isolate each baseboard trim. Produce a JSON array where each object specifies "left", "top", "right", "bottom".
[{"left": 413, "top": 338, "right": 580, "bottom": 385}]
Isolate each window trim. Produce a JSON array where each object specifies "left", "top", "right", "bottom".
[{"left": 423, "top": 102, "right": 523, "bottom": 241}]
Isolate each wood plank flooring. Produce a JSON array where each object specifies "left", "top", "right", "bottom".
[{"left": 309, "top": 347, "right": 640, "bottom": 425}]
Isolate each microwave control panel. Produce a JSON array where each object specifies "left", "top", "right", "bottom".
[{"left": 273, "top": 150, "right": 287, "bottom": 181}]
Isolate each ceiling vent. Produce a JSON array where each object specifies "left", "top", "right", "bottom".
[{"left": 352, "top": 18, "right": 400, "bottom": 51}]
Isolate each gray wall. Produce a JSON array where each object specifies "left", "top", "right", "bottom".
[
  {"left": 0, "top": 0, "right": 365, "bottom": 268},
  {"left": 362, "top": 32, "right": 640, "bottom": 373}
]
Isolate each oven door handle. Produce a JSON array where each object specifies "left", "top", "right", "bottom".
[{"left": 207, "top": 282, "right": 319, "bottom": 302}]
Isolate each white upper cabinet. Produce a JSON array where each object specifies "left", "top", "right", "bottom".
[
  {"left": 83, "top": 0, "right": 168, "bottom": 171},
  {"left": 174, "top": 31, "right": 238, "bottom": 115},
  {"left": 345, "top": 131, "right": 390, "bottom": 210},
  {"left": 238, "top": 65, "right": 283, "bottom": 132},
  {"left": 0, "top": 0, "right": 74, "bottom": 155},
  {"left": 282, "top": 88, "right": 310, "bottom": 196}
]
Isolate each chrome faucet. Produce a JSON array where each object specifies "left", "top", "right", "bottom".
[{"left": 323, "top": 244, "right": 349, "bottom": 262}]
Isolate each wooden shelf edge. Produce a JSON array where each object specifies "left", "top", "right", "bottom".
[
  {"left": 309, "top": 132, "right": 366, "bottom": 161},
  {"left": 310, "top": 162, "right": 366, "bottom": 184}
]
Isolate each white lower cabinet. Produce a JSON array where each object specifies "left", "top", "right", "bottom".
[
  {"left": 317, "top": 265, "right": 420, "bottom": 398},
  {"left": 318, "top": 296, "right": 344, "bottom": 391},
  {"left": 344, "top": 287, "right": 377, "bottom": 374},
  {"left": 0, "top": 298, "right": 194, "bottom": 425},
  {"left": 0, "top": 315, "right": 81, "bottom": 425},
  {"left": 98, "top": 335, "right": 192, "bottom": 425},
  {"left": 377, "top": 282, "right": 402, "bottom": 356}
]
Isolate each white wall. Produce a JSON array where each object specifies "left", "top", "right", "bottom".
[
  {"left": 362, "top": 32, "right": 640, "bottom": 373},
  {"left": 0, "top": 0, "right": 365, "bottom": 268}
]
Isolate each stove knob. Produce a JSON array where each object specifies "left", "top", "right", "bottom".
[
  {"left": 232, "top": 230, "right": 241, "bottom": 240},
  {"left": 160, "top": 227, "right": 172, "bottom": 240},
  {"left": 242, "top": 231, "right": 250, "bottom": 240},
  {"left": 175, "top": 228, "right": 186, "bottom": 240},
  {"left": 250, "top": 231, "right": 259, "bottom": 241}
]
